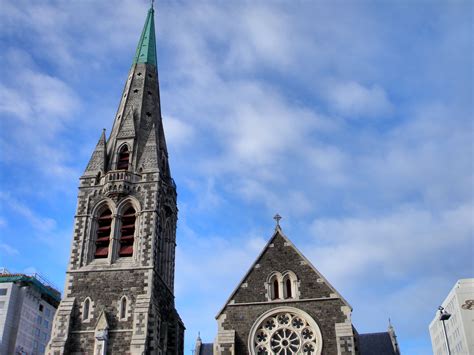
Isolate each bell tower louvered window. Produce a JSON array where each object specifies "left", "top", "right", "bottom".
[
  {"left": 94, "top": 209, "right": 112, "bottom": 258},
  {"left": 117, "top": 145, "right": 130, "bottom": 170},
  {"left": 119, "top": 207, "right": 136, "bottom": 257}
]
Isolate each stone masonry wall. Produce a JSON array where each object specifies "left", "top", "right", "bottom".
[
  {"left": 221, "top": 299, "right": 347, "bottom": 354},
  {"left": 66, "top": 269, "right": 147, "bottom": 353},
  {"left": 219, "top": 231, "right": 352, "bottom": 355}
]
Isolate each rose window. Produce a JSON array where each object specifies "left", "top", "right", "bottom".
[{"left": 251, "top": 311, "right": 321, "bottom": 355}]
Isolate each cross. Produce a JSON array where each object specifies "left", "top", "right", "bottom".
[{"left": 273, "top": 214, "right": 282, "bottom": 227}]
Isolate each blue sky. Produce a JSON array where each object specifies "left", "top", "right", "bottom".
[{"left": 0, "top": 0, "right": 472, "bottom": 353}]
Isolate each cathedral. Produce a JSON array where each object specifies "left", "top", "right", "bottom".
[{"left": 47, "top": 4, "right": 400, "bottom": 355}]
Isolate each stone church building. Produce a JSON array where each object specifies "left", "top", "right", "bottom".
[
  {"left": 194, "top": 224, "right": 401, "bottom": 355},
  {"left": 46, "top": 4, "right": 400, "bottom": 355}
]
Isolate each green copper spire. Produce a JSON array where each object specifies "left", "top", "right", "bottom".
[{"left": 133, "top": 6, "right": 157, "bottom": 66}]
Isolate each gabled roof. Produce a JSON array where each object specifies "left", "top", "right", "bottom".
[
  {"left": 358, "top": 332, "right": 398, "bottom": 355},
  {"left": 198, "top": 343, "right": 214, "bottom": 355},
  {"left": 216, "top": 226, "right": 351, "bottom": 318}
]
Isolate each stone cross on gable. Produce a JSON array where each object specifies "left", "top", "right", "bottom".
[{"left": 273, "top": 214, "right": 282, "bottom": 228}]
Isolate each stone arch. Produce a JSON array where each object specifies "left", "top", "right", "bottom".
[
  {"left": 117, "top": 295, "right": 131, "bottom": 321},
  {"left": 116, "top": 197, "right": 141, "bottom": 259},
  {"left": 89, "top": 199, "right": 116, "bottom": 261},
  {"left": 282, "top": 270, "right": 299, "bottom": 299},
  {"left": 266, "top": 272, "right": 283, "bottom": 300},
  {"left": 81, "top": 297, "right": 95, "bottom": 323},
  {"left": 116, "top": 196, "right": 141, "bottom": 215},
  {"left": 116, "top": 143, "right": 131, "bottom": 170}
]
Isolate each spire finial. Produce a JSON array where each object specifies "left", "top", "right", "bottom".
[
  {"left": 273, "top": 214, "right": 282, "bottom": 229},
  {"left": 151, "top": 0, "right": 154, "bottom": 9}
]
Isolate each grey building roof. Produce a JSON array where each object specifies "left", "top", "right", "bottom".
[
  {"left": 197, "top": 343, "right": 213, "bottom": 355},
  {"left": 358, "top": 332, "right": 397, "bottom": 355},
  {"left": 196, "top": 334, "right": 398, "bottom": 354}
]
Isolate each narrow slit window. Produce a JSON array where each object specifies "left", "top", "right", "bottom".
[
  {"left": 273, "top": 279, "right": 279, "bottom": 299},
  {"left": 94, "top": 209, "right": 112, "bottom": 258},
  {"left": 119, "top": 207, "right": 136, "bottom": 257},
  {"left": 120, "top": 297, "right": 127, "bottom": 319},
  {"left": 83, "top": 299, "right": 90, "bottom": 320},
  {"left": 286, "top": 278, "right": 292, "bottom": 298},
  {"left": 117, "top": 146, "right": 130, "bottom": 170}
]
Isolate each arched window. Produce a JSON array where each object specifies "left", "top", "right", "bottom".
[
  {"left": 273, "top": 279, "right": 279, "bottom": 299},
  {"left": 119, "top": 207, "right": 136, "bottom": 257},
  {"left": 83, "top": 298, "right": 90, "bottom": 321},
  {"left": 283, "top": 271, "right": 298, "bottom": 299},
  {"left": 95, "top": 209, "right": 112, "bottom": 258},
  {"left": 268, "top": 272, "right": 283, "bottom": 301},
  {"left": 120, "top": 297, "right": 127, "bottom": 319},
  {"left": 286, "top": 278, "right": 292, "bottom": 299},
  {"left": 117, "top": 145, "right": 130, "bottom": 170}
]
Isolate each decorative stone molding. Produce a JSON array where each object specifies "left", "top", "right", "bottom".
[
  {"left": 94, "top": 311, "right": 109, "bottom": 355},
  {"left": 130, "top": 294, "right": 151, "bottom": 354},
  {"left": 335, "top": 306, "right": 355, "bottom": 355},
  {"left": 266, "top": 271, "right": 299, "bottom": 301},
  {"left": 81, "top": 297, "right": 95, "bottom": 323},
  {"left": 117, "top": 295, "right": 132, "bottom": 321},
  {"left": 46, "top": 297, "right": 75, "bottom": 355},
  {"left": 215, "top": 329, "right": 235, "bottom": 355},
  {"left": 335, "top": 323, "right": 355, "bottom": 355}
]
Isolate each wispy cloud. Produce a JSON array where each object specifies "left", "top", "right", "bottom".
[
  {"left": 0, "top": 243, "right": 19, "bottom": 256},
  {"left": 0, "top": 1, "right": 471, "bottom": 354},
  {"left": 324, "top": 81, "right": 393, "bottom": 118}
]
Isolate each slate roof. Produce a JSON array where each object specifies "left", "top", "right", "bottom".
[
  {"left": 197, "top": 335, "right": 397, "bottom": 355},
  {"left": 198, "top": 343, "right": 213, "bottom": 355},
  {"left": 358, "top": 332, "right": 397, "bottom": 355}
]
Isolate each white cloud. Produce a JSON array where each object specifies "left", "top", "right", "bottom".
[
  {"left": 0, "top": 243, "right": 19, "bottom": 256},
  {"left": 0, "top": 1, "right": 471, "bottom": 353},
  {"left": 324, "top": 81, "right": 393, "bottom": 118},
  {"left": 163, "top": 115, "right": 195, "bottom": 148},
  {"left": 0, "top": 194, "right": 56, "bottom": 233},
  {"left": 308, "top": 203, "right": 473, "bottom": 285}
]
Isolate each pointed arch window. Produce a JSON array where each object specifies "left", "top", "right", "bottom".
[
  {"left": 83, "top": 298, "right": 91, "bottom": 321},
  {"left": 273, "top": 279, "right": 280, "bottom": 299},
  {"left": 283, "top": 271, "right": 298, "bottom": 300},
  {"left": 117, "top": 145, "right": 130, "bottom": 170},
  {"left": 94, "top": 209, "right": 112, "bottom": 258},
  {"left": 119, "top": 297, "right": 127, "bottom": 320},
  {"left": 119, "top": 207, "right": 136, "bottom": 257},
  {"left": 285, "top": 278, "right": 292, "bottom": 298}
]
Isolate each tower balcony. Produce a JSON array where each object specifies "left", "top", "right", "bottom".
[{"left": 102, "top": 170, "right": 142, "bottom": 196}]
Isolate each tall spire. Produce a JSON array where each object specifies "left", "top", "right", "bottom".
[
  {"left": 133, "top": 6, "right": 157, "bottom": 66},
  {"left": 104, "top": 4, "right": 170, "bottom": 176}
]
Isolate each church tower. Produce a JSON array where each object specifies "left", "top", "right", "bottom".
[{"left": 47, "top": 5, "right": 184, "bottom": 354}]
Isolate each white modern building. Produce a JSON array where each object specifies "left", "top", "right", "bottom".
[
  {"left": 429, "top": 278, "right": 474, "bottom": 355},
  {"left": 0, "top": 269, "right": 60, "bottom": 355}
]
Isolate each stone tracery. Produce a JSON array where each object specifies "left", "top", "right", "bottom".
[{"left": 251, "top": 309, "right": 322, "bottom": 355}]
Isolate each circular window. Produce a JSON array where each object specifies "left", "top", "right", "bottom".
[{"left": 249, "top": 308, "right": 322, "bottom": 355}]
